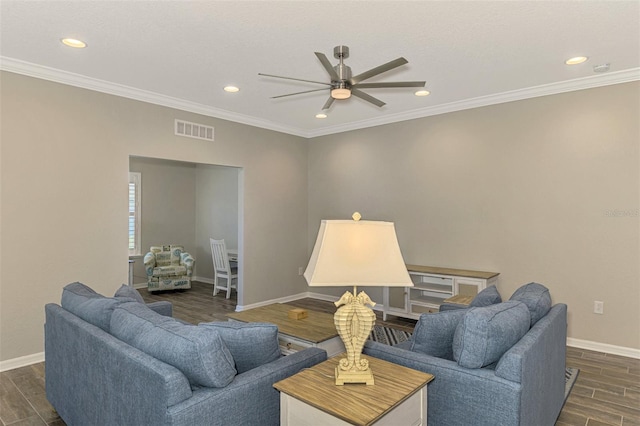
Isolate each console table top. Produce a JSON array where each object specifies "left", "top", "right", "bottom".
[{"left": 406, "top": 264, "right": 499, "bottom": 280}]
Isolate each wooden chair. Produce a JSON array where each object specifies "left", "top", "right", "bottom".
[{"left": 210, "top": 238, "right": 238, "bottom": 299}]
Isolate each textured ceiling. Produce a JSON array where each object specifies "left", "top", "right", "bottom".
[{"left": 1, "top": 1, "right": 639, "bottom": 137}]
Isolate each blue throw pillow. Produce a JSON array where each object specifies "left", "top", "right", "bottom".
[
  {"left": 509, "top": 282, "right": 552, "bottom": 327},
  {"left": 199, "top": 322, "right": 281, "bottom": 373},
  {"left": 410, "top": 309, "right": 467, "bottom": 360},
  {"left": 469, "top": 285, "right": 502, "bottom": 307},
  {"left": 114, "top": 284, "right": 145, "bottom": 304},
  {"left": 453, "top": 301, "right": 530, "bottom": 369},
  {"left": 61, "top": 282, "right": 124, "bottom": 332},
  {"left": 111, "top": 302, "right": 236, "bottom": 388}
]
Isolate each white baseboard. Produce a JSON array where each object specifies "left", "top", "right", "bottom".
[
  {"left": 193, "top": 276, "right": 214, "bottom": 285},
  {"left": 235, "top": 291, "right": 326, "bottom": 311},
  {"left": 235, "top": 291, "right": 386, "bottom": 312},
  {"left": 567, "top": 338, "right": 640, "bottom": 359},
  {"left": 134, "top": 277, "right": 213, "bottom": 289},
  {"left": 0, "top": 352, "right": 44, "bottom": 372}
]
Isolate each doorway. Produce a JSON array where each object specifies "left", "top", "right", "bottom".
[{"left": 128, "top": 156, "right": 242, "bottom": 301}]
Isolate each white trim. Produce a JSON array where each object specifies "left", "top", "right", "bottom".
[
  {"left": 0, "top": 56, "right": 308, "bottom": 138},
  {"left": 235, "top": 292, "right": 317, "bottom": 312},
  {"left": 235, "top": 291, "right": 340, "bottom": 312},
  {"left": 234, "top": 291, "right": 388, "bottom": 312},
  {"left": 193, "top": 276, "right": 214, "bottom": 285},
  {"left": 306, "top": 68, "right": 640, "bottom": 138},
  {"left": 567, "top": 338, "right": 640, "bottom": 360},
  {"left": 1, "top": 56, "right": 638, "bottom": 139},
  {"left": 0, "top": 352, "right": 45, "bottom": 372}
]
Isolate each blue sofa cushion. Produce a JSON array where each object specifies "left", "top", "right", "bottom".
[
  {"left": 470, "top": 285, "right": 502, "bottom": 307},
  {"left": 111, "top": 302, "right": 236, "bottom": 388},
  {"left": 453, "top": 301, "right": 530, "bottom": 368},
  {"left": 114, "top": 284, "right": 145, "bottom": 304},
  {"left": 61, "top": 282, "right": 128, "bottom": 332},
  {"left": 510, "top": 282, "right": 552, "bottom": 326},
  {"left": 410, "top": 309, "right": 467, "bottom": 360},
  {"left": 199, "top": 322, "right": 281, "bottom": 374}
]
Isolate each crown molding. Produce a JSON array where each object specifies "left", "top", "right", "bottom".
[
  {"left": 2, "top": 56, "right": 638, "bottom": 140},
  {"left": 306, "top": 67, "right": 640, "bottom": 138},
  {"left": 0, "top": 56, "right": 309, "bottom": 138}
]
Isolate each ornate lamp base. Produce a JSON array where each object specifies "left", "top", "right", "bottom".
[
  {"left": 333, "top": 287, "right": 377, "bottom": 386},
  {"left": 335, "top": 365, "right": 374, "bottom": 385}
]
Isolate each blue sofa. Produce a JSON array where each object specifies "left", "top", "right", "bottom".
[
  {"left": 45, "top": 283, "right": 327, "bottom": 426},
  {"left": 364, "top": 283, "right": 568, "bottom": 426}
]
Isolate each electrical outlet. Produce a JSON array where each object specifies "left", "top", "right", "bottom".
[
  {"left": 594, "top": 301, "right": 604, "bottom": 314},
  {"left": 298, "top": 267, "right": 304, "bottom": 276}
]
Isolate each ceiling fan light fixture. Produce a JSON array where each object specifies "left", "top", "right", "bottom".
[
  {"left": 223, "top": 85, "right": 240, "bottom": 93},
  {"left": 331, "top": 88, "right": 351, "bottom": 100},
  {"left": 415, "top": 90, "right": 430, "bottom": 97},
  {"left": 315, "top": 113, "right": 328, "bottom": 119}
]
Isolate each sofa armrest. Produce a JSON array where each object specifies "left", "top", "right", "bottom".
[
  {"left": 364, "top": 341, "right": 522, "bottom": 426},
  {"left": 146, "top": 301, "right": 173, "bottom": 317},
  {"left": 143, "top": 252, "right": 156, "bottom": 277},
  {"left": 495, "top": 303, "right": 567, "bottom": 425},
  {"left": 167, "top": 348, "right": 328, "bottom": 426},
  {"left": 45, "top": 303, "right": 192, "bottom": 426},
  {"left": 180, "top": 252, "right": 195, "bottom": 276}
]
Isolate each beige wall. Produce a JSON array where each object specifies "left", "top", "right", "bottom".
[
  {"left": 194, "top": 164, "right": 239, "bottom": 281},
  {"left": 1, "top": 70, "right": 638, "bottom": 363},
  {"left": 0, "top": 71, "right": 309, "bottom": 361},
  {"left": 309, "top": 82, "right": 640, "bottom": 350}
]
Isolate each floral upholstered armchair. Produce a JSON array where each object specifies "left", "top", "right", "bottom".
[{"left": 143, "top": 245, "right": 195, "bottom": 292}]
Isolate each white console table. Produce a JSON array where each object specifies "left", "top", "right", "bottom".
[{"left": 383, "top": 265, "right": 499, "bottom": 320}]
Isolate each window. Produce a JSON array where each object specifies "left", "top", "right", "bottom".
[{"left": 128, "top": 172, "right": 141, "bottom": 256}]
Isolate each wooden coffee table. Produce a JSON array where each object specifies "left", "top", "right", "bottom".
[
  {"left": 227, "top": 303, "right": 345, "bottom": 356},
  {"left": 274, "top": 354, "right": 434, "bottom": 425}
]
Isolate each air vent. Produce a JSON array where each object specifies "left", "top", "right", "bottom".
[{"left": 174, "top": 119, "right": 214, "bottom": 141}]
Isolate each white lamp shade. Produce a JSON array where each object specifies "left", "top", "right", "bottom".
[{"left": 304, "top": 220, "right": 413, "bottom": 287}]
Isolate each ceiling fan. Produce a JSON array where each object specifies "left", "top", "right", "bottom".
[{"left": 259, "top": 45, "right": 425, "bottom": 110}]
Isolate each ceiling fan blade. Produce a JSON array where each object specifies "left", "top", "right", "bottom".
[
  {"left": 349, "top": 57, "right": 408, "bottom": 85},
  {"left": 353, "top": 81, "right": 425, "bottom": 89},
  {"left": 258, "top": 73, "right": 331, "bottom": 86},
  {"left": 322, "top": 96, "right": 335, "bottom": 110},
  {"left": 351, "top": 88, "right": 386, "bottom": 107},
  {"left": 314, "top": 52, "right": 340, "bottom": 81},
  {"left": 271, "top": 88, "right": 329, "bottom": 99}
]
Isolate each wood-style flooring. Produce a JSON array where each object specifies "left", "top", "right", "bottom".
[{"left": 1, "top": 281, "right": 638, "bottom": 426}]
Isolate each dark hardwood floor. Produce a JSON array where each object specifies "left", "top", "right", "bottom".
[{"left": 1, "top": 281, "right": 638, "bottom": 425}]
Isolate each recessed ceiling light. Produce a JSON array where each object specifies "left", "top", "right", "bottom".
[
  {"left": 415, "top": 90, "right": 430, "bottom": 97},
  {"left": 565, "top": 56, "right": 588, "bottom": 65},
  {"left": 315, "top": 113, "right": 327, "bottom": 119},
  {"left": 223, "top": 86, "right": 240, "bottom": 93},
  {"left": 61, "top": 38, "right": 87, "bottom": 48}
]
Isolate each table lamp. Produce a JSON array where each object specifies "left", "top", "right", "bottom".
[{"left": 304, "top": 212, "right": 413, "bottom": 385}]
